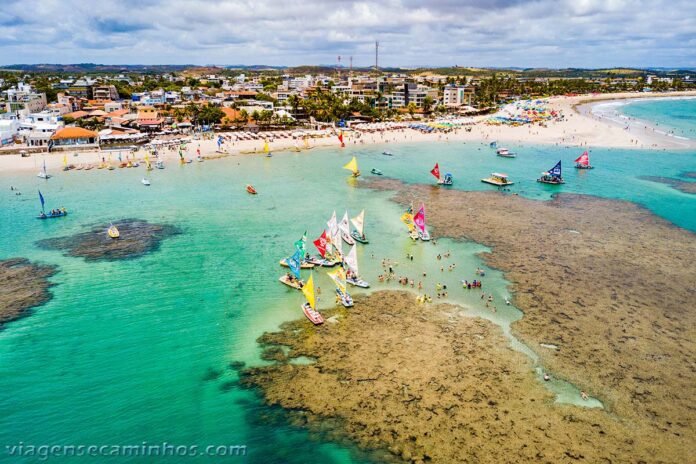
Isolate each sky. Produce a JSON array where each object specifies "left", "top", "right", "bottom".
[{"left": 1, "top": 0, "right": 695, "bottom": 68}]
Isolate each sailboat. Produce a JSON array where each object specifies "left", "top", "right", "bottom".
[
  {"left": 344, "top": 245, "right": 369, "bottom": 288},
  {"left": 306, "top": 230, "right": 339, "bottom": 267},
  {"left": 431, "top": 163, "right": 453, "bottom": 186},
  {"left": 279, "top": 249, "right": 305, "bottom": 290},
  {"left": 413, "top": 204, "right": 430, "bottom": 241},
  {"left": 36, "top": 190, "right": 67, "bottom": 219},
  {"left": 141, "top": 178, "right": 151, "bottom": 186},
  {"left": 401, "top": 210, "right": 419, "bottom": 240},
  {"left": 343, "top": 157, "right": 360, "bottom": 177},
  {"left": 537, "top": 160, "right": 565, "bottom": 184},
  {"left": 263, "top": 139, "right": 272, "bottom": 157},
  {"left": 37, "top": 158, "right": 51, "bottom": 179},
  {"left": 145, "top": 153, "right": 153, "bottom": 171},
  {"left": 328, "top": 267, "right": 353, "bottom": 308},
  {"left": 280, "top": 233, "right": 314, "bottom": 268},
  {"left": 350, "top": 209, "right": 368, "bottom": 244},
  {"left": 107, "top": 223, "right": 120, "bottom": 239},
  {"left": 339, "top": 211, "right": 355, "bottom": 245},
  {"left": 155, "top": 160, "right": 165, "bottom": 169},
  {"left": 62, "top": 153, "right": 69, "bottom": 171},
  {"left": 301, "top": 273, "right": 324, "bottom": 325},
  {"left": 574, "top": 151, "right": 594, "bottom": 169}
]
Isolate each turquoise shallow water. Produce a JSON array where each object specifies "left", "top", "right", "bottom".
[
  {"left": 620, "top": 97, "right": 696, "bottom": 140},
  {"left": 1, "top": 117, "right": 695, "bottom": 462}
]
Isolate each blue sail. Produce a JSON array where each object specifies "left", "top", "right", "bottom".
[
  {"left": 548, "top": 160, "right": 562, "bottom": 178},
  {"left": 287, "top": 249, "right": 302, "bottom": 279},
  {"left": 38, "top": 190, "right": 45, "bottom": 210}
]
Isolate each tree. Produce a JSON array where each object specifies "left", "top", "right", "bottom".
[
  {"left": 407, "top": 102, "right": 417, "bottom": 117},
  {"left": 422, "top": 96, "right": 434, "bottom": 114},
  {"left": 197, "top": 106, "right": 225, "bottom": 125}
]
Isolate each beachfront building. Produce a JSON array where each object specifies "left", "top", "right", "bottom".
[
  {"left": 3, "top": 83, "right": 47, "bottom": 116},
  {"left": 442, "top": 85, "right": 475, "bottom": 108},
  {"left": 390, "top": 83, "right": 438, "bottom": 109},
  {"left": 0, "top": 118, "right": 20, "bottom": 146},
  {"left": 49, "top": 127, "right": 99, "bottom": 149}
]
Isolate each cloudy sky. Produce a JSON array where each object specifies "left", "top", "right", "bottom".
[{"left": 1, "top": 0, "right": 694, "bottom": 68}]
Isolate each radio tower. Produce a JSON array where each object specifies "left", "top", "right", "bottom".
[{"left": 375, "top": 41, "right": 379, "bottom": 71}]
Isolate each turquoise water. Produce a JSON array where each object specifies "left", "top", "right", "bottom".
[
  {"left": 1, "top": 136, "right": 694, "bottom": 462},
  {"left": 620, "top": 97, "right": 696, "bottom": 140}
]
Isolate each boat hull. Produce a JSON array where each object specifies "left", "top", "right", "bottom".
[
  {"left": 347, "top": 277, "right": 370, "bottom": 288},
  {"left": 302, "top": 303, "right": 324, "bottom": 325},
  {"left": 481, "top": 178, "right": 514, "bottom": 186},
  {"left": 305, "top": 256, "right": 339, "bottom": 267},
  {"left": 537, "top": 178, "right": 565, "bottom": 185},
  {"left": 341, "top": 231, "right": 356, "bottom": 246},
  {"left": 279, "top": 259, "right": 315, "bottom": 269},
  {"left": 246, "top": 185, "right": 257, "bottom": 194},
  {"left": 279, "top": 275, "right": 304, "bottom": 290},
  {"left": 37, "top": 212, "right": 68, "bottom": 219},
  {"left": 575, "top": 164, "right": 593, "bottom": 169},
  {"left": 350, "top": 231, "right": 369, "bottom": 244},
  {"left": 336, "top": 289, "right": 354, "bottom": 308}
]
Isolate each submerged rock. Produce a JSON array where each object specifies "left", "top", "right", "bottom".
[
  {"left": 36, "top": 219, "right": 181, "bottom": 261},
  {"left": 639, "top": 175, "right": 696, "bottom": 194},
  {"left": 0, "top": 258, "right": 58, "bottom": 329}
]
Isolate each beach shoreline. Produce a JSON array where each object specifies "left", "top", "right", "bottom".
[{"left": 1, "top": 91, "right": 695, "bottom": 176}]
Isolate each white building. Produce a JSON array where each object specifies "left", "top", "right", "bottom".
[{"left": 442, "top": 85, "right": 475, "bottom": 107}]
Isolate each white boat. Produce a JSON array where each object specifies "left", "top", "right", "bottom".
[
  {"left": 339, "top": 212, "right": 355, "bottom": 245},
  {"left": 301, "top": 274, "right": 323, "bottom": 325},
  {"left": 350, "top": 210, "right": 368, "bottom": 244},
  {"left": 496, "top": 148, "right": 516, "bottom": 158},
  {"left": 141, "top": 178, "right": 151, "bottom": 186},
  {"left": 344, "top": 245, "right": 370, "bottom": 288},
  {"left": 37, "top": 159, "right": 51, "bottom": 179},
  {"left": 305, "top": 255, "right": 339, "bottom": 267},
  {"left": 382, "top": 151, "right": 393, "bottom": 156},
  {"left": 328, "top": 268, "right": 354, "bottom": 307},
  {"left": 155, "top": 160, "right": 165, "bottom": 169},
  {"left": 481, "top": 172, "right": 514, "bottom": 186}
]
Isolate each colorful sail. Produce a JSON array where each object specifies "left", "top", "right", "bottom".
[
  {"left": 343, "top": 157, "right": 358, "bottom": 174},
  {"left": 263, "top": 140, "right": 270, "bottom": 153},
  {"left": 287, "top": 249, "right": 303, "bottom": 279},
  {"left": 350, "top": 210, "right": 365, "bottom": 236},
  {"left": 430, "top": 163, "right": 440, "bottom": 180},
  {"left": 301, "top": 273, "right": 316, "bottom": 310},
  {"left": 328, "top": 267, "right": 347, "bottom": 294},
  {"left": 547, "top": 160, "right": 562, "bottom": 178},
  {"left": 313, "top": 230, "right": 329, "bottom": 258},
  {"left": 400, "top": 212, "right": 415, "bottom": 232},
  {"left": 413, "top": 204, "right": 426, "bottom": 233},
  {"left": 575, "top": 151, "right": 590, "bottom": 166},
  {"left": 38, "top": 190, "right": 45, "bottom": 211},
  {"left": 344, "top": 245, "right": 359, "bottom": 275},
  {"left": 339, "top": 211, "right": 350, "bottom": 234},
  {"left": 62, "top": 153, "right": 67, "bottom": 167}
]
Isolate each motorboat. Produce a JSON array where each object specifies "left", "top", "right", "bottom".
[{"left": 481, "top": 173, "right": 514, "bottom": 186}]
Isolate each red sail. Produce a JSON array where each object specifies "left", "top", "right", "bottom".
[
  {"left": 313, "top": 230, "right": 328, "bottom": 258},
  {"left": 413, "top": 205, "right": 426, "bottom": 233},
  {"left": 430, "top": 163, "right": 440, "bottom": 180},
  {"left": 574, "top": 151, "right": 589, "bottom": 166},
  {"left": 338, "top": 131, "right": 344, "bottom": 147}
]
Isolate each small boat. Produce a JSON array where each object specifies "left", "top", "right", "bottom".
[
  {"left": 343, "top": 157, "right": 360, "bottom": 177},
  {"left": 279, "top": 274, "right": 304, "bottom": 290},
  {"left": 413, "top": 204, "right": 430, "bottom": 241},
  {"left": 155, "top": 160, "right": 165, "bottom": 169},
  {"left": 370, "top": 168, "right": 383, "bottom": 175},
  {"left": 279, "top": 258, "right": 315, "bottom": 269},
  {"left": 36, "top": 191, "right": 67, "bottom": 219},
  {"left": 328, "top": 267, "right": 354, "bottom": 307},
  {"left": 574, "top": 151, "right": 594, "bottom": 169},
  {"left": 37, "top": 159, "right": 51, "bottom": 179},
  {"left": 490, "top": 141, "right": 497, "bottom": 148},
  {"left": 107, "top": 223, "right": 120, "bottom": 239},
  {"left": 431, "top": 163, "right": 453, "bottom": 186},
  {"left": 263, "top": 140, "right": 272, "bottom": 158},
  {"left": 350, "top": 210, "right": 368, "bottom": 244},
  {"left": 339, "top": 212, "right": 355, "bottom": 245},
  {"left": 438, "top": 173, "right": 454, "bottom": 186},
  {"left": 344, "top": 246, "right": 370, "bottom": 287},
  {"left": 301, "top": 274, "right": 323, "bottom": 325},
  {"left": 481, "top": 172, "right": 514, "bottom": 186},
  {"left": 496, "top": 148, "right": 516, "bottom": 158},
  {"left": 382, "top": 151, "right": 393, "bottom": 156},
  {"left": 141, "top": 178, "right": 151, "bottom": 186},
  {"left": 537, "top": 161, "right": 565, "bottom": 184},
  {"left": 246, "top": 185, "right": 257, "bottom": 194},
  {"left": 305, "top": 255, "right": 339, "bottom": 267},
  {"left": 107, "top": 165, "right": 115, "bottom": 171}
]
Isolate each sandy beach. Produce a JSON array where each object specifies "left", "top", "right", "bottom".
[{"left": 1, "top": 91, "right": 695, "bottom": 176}]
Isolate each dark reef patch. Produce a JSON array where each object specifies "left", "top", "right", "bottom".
[
  {"left": 639, "top": 175, "right": 696, "bottom": 194},
  {"left": 36, "top": 219, "right": 181, "bottom": 261},
  {"left": 0, "top": 258, "right": 58, "bottom": 329}
]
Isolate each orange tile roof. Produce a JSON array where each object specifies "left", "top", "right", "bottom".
[
  {"left": 51, "top": 127, "right": 98, "bottom": 140},
  {"left": 108, "top": 109, "right": 130, "bottom": 117},
  {"left": 63, "top": 110, "right": 89, "bottom": 119}
]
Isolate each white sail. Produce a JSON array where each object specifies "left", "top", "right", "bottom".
[
  {"left": 339, "top": 211, "right": 350, "bottom": 234},
  {"left": 344, "top": 245, "right": 359, "bottom": 275},
  {"left": 331, "top": 231, "right": 343, "bottom": 257},
  {"left": 350, "top": 210, "right": 365, "bottom": 236},
  {"left": 327, "top": 210, "right": 338, "bottom": 237}
]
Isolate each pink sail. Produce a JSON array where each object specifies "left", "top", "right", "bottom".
[
  {"left": 413, "top": 204, "right": 426, "bottom": 233},
  {"left": 575, "top": 151, "right": 590, "bottom": 166}
]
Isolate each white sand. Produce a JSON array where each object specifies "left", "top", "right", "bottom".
[{"left": 2, "top": 91, "right": 695, "bottom": 176}]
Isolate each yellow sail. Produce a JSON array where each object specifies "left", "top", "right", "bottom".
[
  {"left": 62, "top": 154, "right": 67, "bottom": 167},
  {"left": 304, "top": 136, "right": 309, "bottom": 148},
  {"left": 263, "top": 140, "right": 270, "bottom": 153},
  {"left": 301, "top": 273, "right": 316, "bottom": 310},
  {"left": 328, "top": 267, "right": 346, "bottom": 294},
  {"left": 343, "top": 157, "right": 358, "bottom": 174},
  {"left": 401, "top": 212, "right": 416, "bottom": 232}
]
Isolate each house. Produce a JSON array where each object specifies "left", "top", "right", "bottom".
[
  {"left": 92, "top": 85, "right": 119, "bottom": 101},
  {"left": 50, "top": 127, "right": 99, "bottom": 149}
]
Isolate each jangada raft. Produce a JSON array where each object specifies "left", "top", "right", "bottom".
[
  {"left": 574, "top": 151, "right": 594, "bottom": 169},
  {"left": 343, "top": 157, "right": 360, "bottom": 177},
  {"left": 36, "top": 191, "right": 67, "bottom": 219},
  {"left": 413, "top": 204, "right": 431, "bottom": 241},
  {"left": 431, "top": 163, "right": 453, "bottom": 186},
  {"left": 344, "top": 245, "right": 370, "bottom": 288},
  {"left": 537, "top": 160, "right": 565, "bottom": 184},
  {"left": 301, "top": 273, "right": 323, "bottom": 325},
  {"left": 339, "top": 211, "right": 355, "bottom": 245},
  {"left": 328, "top": 267, "right": 354, "bottom": 308},
  {"left": 350, "top": 209, "right": 369, "bottom": 244}
]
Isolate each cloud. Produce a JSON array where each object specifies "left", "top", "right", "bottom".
[{"left": 0, "top": 0, "right": 694, "bottom": 67}]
